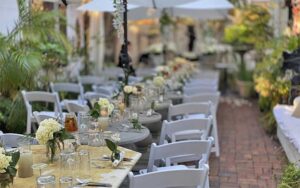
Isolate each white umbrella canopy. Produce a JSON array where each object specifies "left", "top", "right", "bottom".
[
  {"left": 176, "top": 0, "right": 234, "bottom": 10},
  {"left": 128, "top": 0, "right": 197, "bottom": 8},
  {"left": 128, "top": 0, "right": 233, "bottom": 21},
  {"left": 77, "top": 0, "right": 138, "bottom": 12}
]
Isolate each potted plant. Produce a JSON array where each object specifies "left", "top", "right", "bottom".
[{"left": 224, "top": 4, "right": 271, "bottom": 97}]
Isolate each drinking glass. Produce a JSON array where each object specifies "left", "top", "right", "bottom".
[
  {"left": 88, "top": 133, "right": 103, "bottom": 147},
  {"left": 77, "top": 112, "right": 91, "bottom": 133},
  {"left": 18, "top": 140, "right": 33, "bottom": 178},
  {"left": 36, "top": 175, "right": 56, "bottom": 188},
  {"left": 59, "top": 151, "right": 77, "bottom": 178},
  {"left": 32, "top": 163, "right": 48, "bottom": 176},
  {"left": 59, "top": 176, "right": 73, "bottom": 188},
  {"left": 78, "top": 150, "right": 90, "bottom": 179},
  {"left": 65, "top": 113, "right": 78, "bottom": 133}
]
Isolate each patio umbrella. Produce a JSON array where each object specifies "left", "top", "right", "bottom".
[
  {"left": 77, "top": 0, "right": 138, "bottom": 12},
  {"left": 128, "top": 0, "right": 197, "bottom": 8},
  {"left": 128, "top": 0, "right": 234, "bottom": 20}
]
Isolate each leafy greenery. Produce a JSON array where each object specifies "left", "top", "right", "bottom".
[
  {"left": 105, "top": 139, "right": 121, "bottom": 162},
  {"left": 224, "top": 5, "right": 271, "bottom": 47},
  {"left": 131, "top": 118, "right": 142, "bottom": 130},
  {"left": 0, "top": 1, "right": 72, "bottom": 133},
  {"left": 254, "top": 36, "right": 300, "bottom": 133},
  {"left": 279, "top": 164, "right": 300, "bottom": 188}
]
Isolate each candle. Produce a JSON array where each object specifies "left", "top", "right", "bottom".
[
  {"left": 98, "top": 117, "right": 109, "bottom": 131},
  {"left": 18, "top": 151, "right": 33, "bottom": 178}
]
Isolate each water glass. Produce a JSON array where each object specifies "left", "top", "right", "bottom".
[
  {"left": 88, "top": 133, "right": 103, "bottom": 147},
  {"left": 32, "top": 163, "right": 48, "bottom": 176},
  {"left": 77, "top": 112, "right": 91, "bottom": 133},
  {"left": 78, "top": 133, "right": 89, "bottom": 145},
  {"left": 59, "top": 176, "right": 73, "bottom": 188},
  {"left": 36, "top": 175, "right": 56, "bottom": 188},
  {"left": 60, "top": 150, "right": 77, "bottom": 178},
  {"left": 78, "top": 150, "right": 90, "bottom": 179}
]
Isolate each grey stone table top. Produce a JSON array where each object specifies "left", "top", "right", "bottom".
[
  {"left": 154, "top": 100, "right": 172, "bottom": 110},
  {"left": 108, "top": 124, "right": 150, "bottom": 145},
  {"left": 138, "top": 111, "right": 162, "bottom": 124}
]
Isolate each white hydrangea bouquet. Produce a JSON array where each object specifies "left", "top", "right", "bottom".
[
  {"left": 36, "top": 119, "right": 69, "bottom": 163},
  {"left": 90, "top": 98, "right": 114, "bottom": 118},
  {"left": 0, "top": 147, "right": 19, "bottom": 188}
]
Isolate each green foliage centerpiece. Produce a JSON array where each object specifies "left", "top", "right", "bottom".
[{"left": 105, "top": 139, "right": 124, "bottom": 167}]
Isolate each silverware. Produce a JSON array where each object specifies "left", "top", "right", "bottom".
[{"left": 76, "top": 178, "right": 112, "bottom": 187}]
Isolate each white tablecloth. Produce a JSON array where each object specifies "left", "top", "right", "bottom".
[{"left": 273, "top": 105, "right": 300, "bottom": 153}]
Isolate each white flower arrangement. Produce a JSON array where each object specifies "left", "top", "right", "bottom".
[
  {"left": 153, "top": 76, "right": 165, "bottom": 88},
  {"left": 97, "top": 98, "right": 114, "bottom": 115},
  {"left": 36, "top": 119, "right": 63, "bottom": 145},
  {"left": 111, "top": 133, "right": 121, "bottom": 143},
  {"left": 123, "top": 85, "right": 133, "bottom": 94},
  {"left": 0, "top": 151, "right": 12, "bottom": 173}
]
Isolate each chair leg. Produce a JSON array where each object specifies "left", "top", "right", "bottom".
[
  {"left": 26, "top": 114, "right": 31, "bottom": 134},
  {"left": 211, "top": 115, "right": 220, "bottom": 157}
]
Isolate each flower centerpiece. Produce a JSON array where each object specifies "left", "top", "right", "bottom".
[
  {"left": 36, "top": 118, "right": 69, "bottom": 163},
  {"left": 90, "top": 98, "right": 114, "bottom": 118},
  {"left": 0, "top": 148, "right": 19, "bottom": 188},
  {"left": 153, "top": 76, "right": 166, "bottom": 102},
  {"left": 90, "top": 98, "right": 114, "bottom": 131},
  {"left": 122, "top": 85, "right": 144, "bottom": 107},
  {"left": 104, "top": 139, "right": 124, "bottom": 167},
  {"left": 130, "top": 113, "right": 142, "bottom": 130}
]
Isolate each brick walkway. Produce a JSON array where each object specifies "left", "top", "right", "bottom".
[{"left": 209, "top": 100, "right": 287, "bottom": 188}]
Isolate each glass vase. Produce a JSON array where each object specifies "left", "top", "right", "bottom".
[{"left": 46, "top": 141, "right": 59, "bottom": 164}]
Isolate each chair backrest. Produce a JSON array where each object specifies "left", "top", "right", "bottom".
[
  {"left": 183, "top": 92, "right": 220, "bottom": 111},
  {"left": 129, "top": 167, "right": 209, "bottom": 188},
  {"left": 84, "top": 92, "right": 111, "bottom": 106},
  {"left": 64, "top": 100, "right": 90, "bottom": 113},
  {"left": 168, "top": 102, "right": 211, "bottom": 121},
  {"left": 21, "top": 90, "right": 62, "bottom": 133},
  {"left": 184, "top": 85, "right": 218, "bottom": 96},
  {"left": 147, "top": 140, "right": 213, "bottom": 172},
  {"left": 0, "top": 133, "right": 38, "bottom": 148},
  {"left": 159, "top": 118, "right": 212, "bottom": 145},
  {"left": 50, "top": 82, "right": 84, "bottom": 100},
  {"left": 33, "top": 112, "right": 57, "bottom": 124},
  {"left": 92, "top": 86, "right": 113, "bottom": 96},
  {"left": 78, "top": 75, "right": 105, "bottom": 86}
]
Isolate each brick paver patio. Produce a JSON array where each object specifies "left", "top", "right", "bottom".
[{"left": 209, "top": 99, "right": 287, "bottom": 188}]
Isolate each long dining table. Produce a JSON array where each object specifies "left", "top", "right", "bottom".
[{"left": 14, "top": 145, "right": 141, "bottom": 188}]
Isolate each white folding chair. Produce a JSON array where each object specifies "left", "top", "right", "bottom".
[
  {"left": 78, "top": 75, "right": 105, "bottom": 86},
  {"left": 159, "top": 118, "right": 212, "bottom": 145},
  {"left": 168, "top": 102, "right": 212, "bottom": 121},
  {"left": 33, "top": 112, "right": 56, "bottom": 124},
  {"left": 0, "top": 133, "right": 37, "bottom": 148},
  {"left": 21, "top": 90, "right": 63, "bottom": 134},
  {"left": 92, "top": 86, "right": 114, "bottom": 96},
  {"left": 129, "top": 167, "right": 209, "bottom": 188},
  {"left": 50, "top": 82, "right": 85, "bottom": 108},
  {"left": 64, "top": 100, "right": 90, "bottom": 113},
  {"left": 183, "top": 92, "right": 220, "bottom": 157},
  {"left": 144, "top": 140, "right": 213, "bottom": 173}
]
